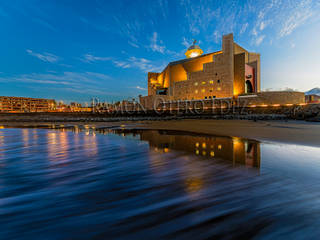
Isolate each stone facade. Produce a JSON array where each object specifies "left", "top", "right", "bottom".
[
  {"left": 238, "top": 91, "right": 305, "bottom": 106},
  {"left": 140, "top": 33, "right": 263, "bottom": 109},
  {"left": 140, "top": 33, "right": 304, "bottom": 110}
]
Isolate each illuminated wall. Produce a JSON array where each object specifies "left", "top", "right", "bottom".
[{"left": 143, "top": 33, "right": 261, "bottom": 108}]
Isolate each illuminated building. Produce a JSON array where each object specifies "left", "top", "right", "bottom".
[
  {"left": 139, "top": 33, "right": 305, "bottom": 109},
  {"left": 0, "top": 96, "right": 56, "bottom": 113}
]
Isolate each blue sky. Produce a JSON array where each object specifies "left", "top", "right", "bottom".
[{"left": 0, "top": 0, "right": 320, "bottom": 103}]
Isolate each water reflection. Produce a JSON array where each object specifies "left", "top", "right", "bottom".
[
  {"left": 105, "top": 129, "right": 261, "bottom": 169},
  {"left": 1, "top": 126, "right": 320, "bottom": 239}
]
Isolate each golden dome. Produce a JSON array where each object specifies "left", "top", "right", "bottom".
[{"left": 185, "top": 40, "right": 203, "bottom": 58}]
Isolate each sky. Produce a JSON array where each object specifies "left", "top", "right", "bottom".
[{"left": 0, "top": 0, "right": 320, "bottom": 103}]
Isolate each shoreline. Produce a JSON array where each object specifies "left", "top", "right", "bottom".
[{"left": 1, "top": 119, "right": 320, "bottom": 148}]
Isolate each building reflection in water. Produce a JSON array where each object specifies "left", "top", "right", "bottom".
[
  {"left": 103, "top": 128, "right": 261, "bottom": 197},
  {"left": 136, "top": 130, "right": 261, "bottom": 168},
  {"left": 99, "top": 128, "right": 261, "bottom": 169}
]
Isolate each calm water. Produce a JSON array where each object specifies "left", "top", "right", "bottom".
[{"left": 1, "top": 126, "right": 320, "bottom": 239}]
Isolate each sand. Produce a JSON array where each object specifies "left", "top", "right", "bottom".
[{"left": 1, "top": 120, "right": 320, "bottom": 147}]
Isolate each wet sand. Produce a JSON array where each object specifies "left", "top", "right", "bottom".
[{"left": 2, "top": 119, "right": 320, "bottom": 147}]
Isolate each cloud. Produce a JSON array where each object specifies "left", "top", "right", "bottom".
[
  {"left": 148, "top": 32, "right": 166, "bottom": 54},
  {"left": 112, "top": 60, "right": 131, "bottom": 68},
  {"left": 259, "top": 21, "right": 266, "bottom": 30},
  {"left": 240, "top": 23, "right": 248, "bottom": 34},
  {"left": 82, "top": 53, "right": 165, "bottom": 73},
  {"left": 0, "top": 71, "right": 115, "bottom": 97},
  {"left": 182, "top": 37, "right": 192, "bottom": 48},
  {"left": 255, "top": 35, "right": 265, "bottom": 46},
  {"left": 127, "top": 57, "right": 165, "bottom": 72},
  {"left": 128, "top": 41, "right": 139, "bottom": 48},
  {"left": 82, "top": 54, "right": 111, "bottom": 63},
  {"left": 136, "top": 86, "right": 147, "bottom": 91},
  {"left": 26, "top": 49, "right": 59, "bottom": 63},
  {"left": 279, "top": 0, "right": 313, "bottom": 37}
]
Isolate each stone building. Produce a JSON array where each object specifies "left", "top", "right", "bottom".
[
  {"left": 0, "top": 96, "right": 56, "bottom": 113},
  {"left": 140, "top": 33, "right": 304, "bottom": 110}
]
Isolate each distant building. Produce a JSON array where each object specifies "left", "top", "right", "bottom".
[
  {"left": 0, "top": 96, "right": 56, "bottom": 113},
  {"left": 305, "top": 94, "right": 320, "bottom": 103},
  {"left": 140, "top": 33, "right": 304, "bottom": 109}
]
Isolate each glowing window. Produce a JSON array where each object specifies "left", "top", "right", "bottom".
[
  {"left": 209, "top": 80, "right": 214, "bottom": 84},
  {"left": 201, "top": 89, "right": 205, "bottom": 93},
  {"left": 195, "top": 142, "right": 199, "bottom": 148},
  {"left": 195, "top": 150, "right": 199, "bottom": 155},
  {"left": 202, "top": 143, "right": 206, "bottom": 148},
  {"left": 217, "top": 87, "right": 221, "bottom": 91},
  {"left": 202, "top": 151, "right": 206, "bottom": 156},
  {"left": 202, "top": 81, "right": 206, "bottom": 85},
  {"left": 194, "top": 82, "right": 198, "bottom": 86},
  {"left": 195, "top": 90, "right": 198, "bottom": 94},
  {"left": 218, "top": 144, "right": 222, "bottom": 150},
  {"left": 210, "top": 151, "right": 215, "bottom": 157}
]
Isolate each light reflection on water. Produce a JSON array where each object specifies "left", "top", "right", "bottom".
[{"left": 0, "top": 127, "right": 320, "bottom": 239}]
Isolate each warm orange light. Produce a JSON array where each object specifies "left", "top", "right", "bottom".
[
  {"left": 272, "top": 104, "right": 280, "bottom": 107},
  {"left": 185, "top": 48, "right": 203, "bottom": 58},
  {"left": 286, "top": 104, "right": 293, "bottom": 106},
  {"left": 210, "top": 151, "right": 215, "bottom": 157}
]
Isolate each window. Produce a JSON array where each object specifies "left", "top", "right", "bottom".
[
  {"left": 209, "top": 89, "right": 213, "bottom": 92},
  {"left": 217, "top": 80, "right": 220, "bottom": 83},
  {"left": 215, "top": 73, "right": 218, "bottom": 76},
  {"left": 209, "top": 96, "right": 212, "bottom": 99},
  {"left": 201, "top": 89, "right": 205, "bottom": 93},
  {"left": 194, "top": 82, "right": 198, "bottom": 86},
  {"left": 217, "top": 87, "right": 221, "bottom": 91},
  {"left": 195, "top": 90, "right": 198, "bottom": 94},
  {"left": 205, "top": 96, "right": 207, "bottom": 99},
  {"left": 209, "top": 80, "right": 214, "bottom": 84},
  {"left": 202, "top": 81, "right": 206, "bottom": 85}
]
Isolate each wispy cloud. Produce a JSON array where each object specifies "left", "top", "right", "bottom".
[
  {"left": 82, "top": 54, "right": 111, "bottom": 63},
  {"left": 26, "top": 49, "right": 59, "bottom": 63},
  {"left": 255, "top": 35, "right": 265, "bottom": 46},
  {"left": 182, "top": 37, "right": 192, "bottom": 48},
  {"left": 127, "top": 57, "right": 165, "bottom": 72},
  {"left": 240, "top": 23, "right": 248, "bottom": 34},
  {"left": 135, "top": 86, "right": 147, "bottom": 91},
  {"left": 279, "top": 0, "right": 313, "bottom": 37},
  {"left": 128, "top": 41, "right": 139, "bottom": 48},
  {"left": 81, "top": 53, "right": 165, "bottom": 73},
  {"left": 148, "top": 32, "right": 166, "bottom": 53},
  {"left": 0, "top": 71, "right": 113, "bottom": 96}
]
